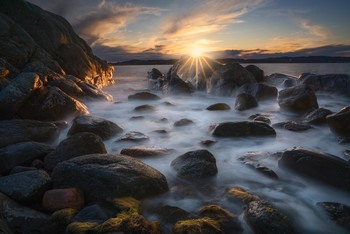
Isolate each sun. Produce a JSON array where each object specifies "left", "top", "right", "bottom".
[{"left": 191, "top": 46, "right": 205, "bottom": 57}]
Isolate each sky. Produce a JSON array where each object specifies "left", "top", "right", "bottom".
[{"left": 28, "top": 0, "right": 350, "bottom": 61}]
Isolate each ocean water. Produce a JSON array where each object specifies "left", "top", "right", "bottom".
[{"left": 83, "top": 63, "right": 350, "bottom": 233}]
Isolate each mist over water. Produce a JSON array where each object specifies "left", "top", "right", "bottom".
[{"left": 85, "top": 64, "right": 350, "bottom": 233}]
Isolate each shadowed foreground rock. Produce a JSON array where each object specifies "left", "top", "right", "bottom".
[
  {"left": 304, "top": 108, "right": 332, "bottom": 125},
  {"left": 278, "top": 85, "right": 318, "bottom": 113},
  {"left": 52, "top": 154, "right": 169, "bottom": 202},
  {"left": 326, "top": 106, "right": 350, "bottom": 137},
  {"left": 235, "top": 93, "right": 258, "bottom": 111},
  {"left": 211, "top": 121, "right": 276, "bottom": 137}
]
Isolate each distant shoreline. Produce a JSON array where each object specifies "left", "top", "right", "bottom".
[{"left": 109, "top": 56, "right": 350, "bottom": 66}]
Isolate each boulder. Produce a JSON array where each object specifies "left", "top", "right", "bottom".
[
  {"left": 0, "top": 141, "right": 54, "bottom": 175},
  {"left": 304, "top": 108, "right": 333, "bottom": 125},
  {"left": 172, "top": 217, "right": 223, "bottom": 234},
  {"left": 53, "top": 120, "right": 69, "bottom": 129},
  {"left": 0, "top": 72, "right": 42, "bottom": 119},
  {"left": 226, "top": 187, "right": 261, "bottom": 204},
  {"left": 120, "top": 146, "right": 174, "bottom": 158},
  {"left": 265, "top": 73, "right": 297, "bottom": 87},
  {"left": 133, "top": 104, "right": 156, "bottom": 112},
  {"left": 128, "top": 92, "right": 160, "bottom": 101},
  {"left": 68, "top": 115, "right": 124, "bottom": 140},
  {"left": 272, "top": 121, "right": 311, "bottom": 132},
  {"left": 252, "top": 116, "right": 271, "bottom": 125},
  {"left": 174, "top": 118, "right": 194, "bottom": 127},
  {"left": 42, "top": 188, "right": 84, "bottom": 212},
  {"left": 245, "top": 65, "right": 265, "bottom": 82},
  {"left": 0, "top": 77, "right": 10, "bottom": 91},
  {"left": 10, "top": 166, "right": 37, "bottom": 175},
  {"left": 235, "top": 93, "right": 258, "bottom": 111},
  {"left": 245, "top": 200, "right": 294, "bottom": 234},
  {"left": 48, "top": 78, "right": 85, "bottom": 99},
  {"left": 117, "top": 131, "right": 149, "bottom": 142},
  {"left": 278, "top": 147, "right": 350, "bottom": 191},
  {"left": 278, "top": 85, "right": 319, "bottom": 113},
  {"left": 71, "top": 79, "right": 113, "bottom": 101},
  {"left": 0, "top": 192, "right": 50, "bottom": 234},
  {"left": 72, "top": 203, "right": 120, "bottom": 224},
  {"left": 52, "top": 154, "right": 168, "bottom": 202},
  {"left": 282, "top": 79, "right": 297, "bottom": 88},
  {"left": 0, "top": 119, "right": 60, "bottom": 148},
  {"left": 148, "top": 205, "right": 197, "bottom": 225},
  {"left": 211, "top": 121, "right": 276, "bottom": 137},
  {"left": 163, "top": 75, "right": 192, "bottom": 95},
  {"left": 326, "top": 106, "right": 350, "bottom": 137},
  {"left": 0, "top": 170, "right": 51, "bottom": 201},
  {"left": 206, "top": 103, "right": 231, "bottom": 111},
  {"left": 148, "top": 68, "right": 163, "bottom": 80},
  {"left": 44, "top": 132, "right": 107, "bottom": 171},
  {"left": 238, "top": 83, "right": 278, "bottom": 101},
  {"left": 171, "top": 150, "right": 218, "bottom": 179},
  {"left": 317, "top": 202, "right": 350, "bottom": 231}
]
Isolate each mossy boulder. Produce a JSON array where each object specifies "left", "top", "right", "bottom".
[
  {"left": 66, "top": 222, "right": 99, "bottom": 234},
  {"left": 172, "top": 217, "right": 224, "bottom": 234},
  {"left": 112, "top": 197, "right": 140, "bottom": 213},
  {"left": 226, "top": 187, "right": 261, "bottom": 204},
  {"left": 52, "top": 208, "right": 79, "bottom": 224}
]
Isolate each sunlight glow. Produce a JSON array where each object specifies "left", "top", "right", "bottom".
[{"left": 191, "top": 46, "right": 205, "bottom": 57}]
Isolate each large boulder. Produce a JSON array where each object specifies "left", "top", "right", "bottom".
[
  {"left": 326, "top": 106, "right": 350, "bottom": 137},
  {"left": 68, "top": 115, "right": 124, "bottom": 140},
  {"left": 171, "top": 150, "right": 218, "bottom": 179},
  {"left": 42, "top": 188, "right": 84, "bottom": 212},
  {"left": 0, "top": 72, "right": 42, "bottom": 119},
  {"left": 0, "top": 119, "right": 60, "bottom": 148},
  {"left": 211, "top": 121, "right": 276, "bottom": 137},
  {"left": 304, "top": 108, "right": 333, "bottom": 125},
  {"left": 48, "top": 78, "right": 85, "bottom": 99},
  {"left": 0, "top": 141, "right": 54, "bottom": 175},
  {"left": 0, "top": 170, "right": 51, "bottom": 201},
  {"left": 298, "top": 73, "right": 350, "bottom": 96},
  {"left": 234, "top": 93, "right": 258, "bottom": 111},
  {"left": 70, "top": 78, "right": 113, "bottom": 101},
  {"left": 0, "top": 192, "right": 51, "bottom": 233},
  {"left": 245, "top": 65, "right": 265, "bottom": 82},
  {"left": 163, "top": 75, "right": 192, "bottom": 95},
  {"left": 238, "top": 83, "right": 278, "bottom": 101},
  {"left": 44, "top": 132, "right": 107, "bottom": 171},
  {"left": 272, "top": 121, "right": 311, "bottom": 132},
  {"left": 265, "top": 73, "right": 297, "bottom": 87},
  {"left": 52, "top": 154, "right": 169, "bottom": 202},
  {"left": 278, "top": 85, "right": 318, "bottom": 113},
  {"left": 148, "top": 68, "right": 163, "bottom": 80},
  {"left": 317, "top": 202, "right": 350, "bottom": 231},
  {"left": 0, "top": 0, "right": 114, "bottom": 87},
  {"left": 278, "top": 147, "right": 350, "bottom": 191}
]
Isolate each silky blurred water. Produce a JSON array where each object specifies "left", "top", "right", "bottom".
[{"left": 83, "top": 63, "right": 350, "bottom": 233}]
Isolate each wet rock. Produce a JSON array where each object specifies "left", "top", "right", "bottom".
[
  {"left": 149, "top": 205, "right": 197, "bottom": 225},
  {"left": 129, "top": 115, "right": 145, "bottom": 121},
  {"left": 317, "top": 202, "right": 350, "bottom": 231},
  {"left": 0, "top": 192, "right": 50, "bottom": 233},
  {"left": 245, "top": 64, "right": 265, "bottom": 82},
  {"left": 66, "top": 222, "right": 100, "bottom": 233},
  {"left": 226, "top": 187, "right": 261, "bottom": 203},
  {"left": 172, "top": 217, "right": 223, "bottom": 234},
  {"left": 238, "top": 153, "right": 278, "bottom": 179},
  {"left": 72, "top": 203, "right": 119, "bottom": 224},
  {"left": 128, "top": 92, "right": 160, "bottom": 101},
  {"left": 278, "top": 85, "right": 319, "bottom": 113},
  {"left": 52, "top": 154, "right": 168, "bottom": 202},
  {"left": 0, "top": 77, "right": 10, "bottom": 91},
  {"left": 52, "top": 120, "right": 69, "bottom": 129},
  {"left": 120, "top": 146, "right": 174, "bottom": 158},
  {"left": 43, "top": 188, "right": 84, "bottom": 212},
  {"left": 245, "top": 200, "right": 294, "bottom": 234},
  {"left": 156, "top": 117, "right": 168, "bottom": 123},
  {"left": 253, "top": 116, "right": 271, "bottom": 125},
  {"left": 117, "top": 131, "right": 149, "bottom": 142},
  {"left": 279, "top": 147, "right": 350, "bottom": 191},
  {"left": 112, "top": 197, "right": 140, "bottom": 212},
  {"left": 282, "top": 79, "right": 297, "bottom": 88},
  {"left": 304, "top": 108, "right": 333, "bottom": 125},
  {"left": 265, "top": 73, "right": 297, "bottom": 87},
  {"left": 171, "top": 150, "right": 218, "bottom": 179},
  {"left": 44, "top": 132, "right": 106, "bottom": 171},
  {"left": 0, "top": 72, "right": 42, "bottom": 119},
  {"left": 206, "top": 103, "right": 231, "bottom": 111},
  {"left": 200, "top": 140, "right": 217, "bottom": 147},
  {"left": 51, "top": 208, "right": 79, "bottom": 225},
  {"left": 211, "top": 121, "right": 276, "bottom": 137},
  {"left": 248, "top": 113, "right": 273, "bottom": 120},
  {"left": 163, "top": 75, "right": 192, "bottom": 95},
  {"left": 326, "top": 106, "right": 350, "bottom": 137},
  {"left": 133, "top": 104, "right": 156, "bottom": 112},
  {"left": 153, "top": 129, "right": 169, "bottom": 135},
  {"left": 239, "top": 83, "right": 278, "bottom": 101},
  {"left": 0, "top": 170, "right": 51, "bottom": 201},
  {"left": 0, "top": 141, "right": 54, "bottom": 175},
  {"left": 9, "top": 166, "right": 37, "bottom": 175},
  {"left": 174, "top": 118, "right": 194, "bottom": 127},
  {"left": 0, "top": 119, "right": 60, "bottom": 148},
  {"left": 148, "top": 68, "right": 163, "bottom": 80},
  {"left": 273, "top": 121, "right": 311, "bottom": 132},
  {"left": 68, "top": 115, "right": 124, "bottom": 140},
  {"left": 73, "top": 80, "right": 113, "bottom": 101},
  {"left": 48, "top": 78, "right": 85, "bottom": 99},
  {"left": 235, "top": 93, "right": 258, "bottom": 111},
  {"left": 344, "top": 150, "right": 350, "bottom": 160},
  {"left": 162, "top": 101, "right": 175, "bottom": 106},
  {"left": 30, "top": 159, "right": 44, "bottom": 169}
]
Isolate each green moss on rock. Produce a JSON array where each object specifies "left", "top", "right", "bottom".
[
  {"left": 112, "top": 197, "right": 140, "bottom": 213},
  {"left": 172, "top": 217, "right": 224, "bottom": 234},
  {"left": 66, "top": 222, "right": 99, "bottom": 234},
  {"left": 226, "top": 187, "right": 261, "bottom": 203},
  {"left": 52, "top": 208, "right": 79, "bottom": 224}
]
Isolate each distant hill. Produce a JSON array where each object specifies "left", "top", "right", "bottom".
[{"left": 110, "top": 56, "right": 350, "bottom": 65}]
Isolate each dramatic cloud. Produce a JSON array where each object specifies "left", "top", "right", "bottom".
[{"left": 300, "top": 19, "right": 329, "bottom": 39}]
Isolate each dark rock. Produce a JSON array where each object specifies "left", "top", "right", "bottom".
[
  {"left": 0, "top": 119, "right": 60, "bottom": 148},
  {"left": 48, "top": 78, "right": 85, "bottom": 99},
  {"left": 148, "top": 68, "right": 163, "bottom": 80},
  {"left": 52, "top": 120, "right": 69, "bottom": 129},
  {"left": 273, "top": 121, "right": 311, "bottom": 132},
  {"left": 200, "top": 140, "right": 217, "bottom": 147},
  {"left": 206, "top": 103, "right": 231, "bottom": 111},
  {"left": 128, "top": 92, "right": 160, "bottom": 101},
  {"left": 133, "top": 104, "right": 156, "bottom": 112},
  {"left": 42, "top": 188, "right": 84, "bottom": 212},
  {"left": 129, "top": 116, "right": 145, "bottom": 121},
  {"left": 163, "top": 75, "right": 192, "bottom": 95},
  {"left": 278, "top": 147, "right": 350, "bottom": 191},
  {"left": 212, "top": 121, "right": 276, "bottom": 137},
  {"left": 265, "top": 73, "right": 297, "bottom": 87},
  {"left": 0, "top": 170, "right": 51, "bottom": 201},
  {"left": 152, "top": 129, "right": 169, "bottom": 134},
  {"left": 117, "top": 131, "right": 149, "bottom": 142},
  {"left": 0, "top": 72, "right": 42, "bottom": 119},
  {"left": 30, "top": 159, "right": 44, "bottom": 169},
  {"left": 174, "top": 118, "right": 194, "bottom": 127},
  {"left": 239, "top": 83, "right": 278, "bottom": 101},
  {"left": 298, "top": 73, "right": 350, "bottom": 96},
  {"left": 162, "top": 101, "right": 175, "bottom": 106},
  {"left": 172, "top": 217, "right": 223, "bottom": 234},
  {"left": 156, "top": 117, "right": 168, "bottom": 123},
  {"left": 282, "top": 79, "right": 297, "bottom": 88},
  {"left": 344, "top": 150, "right": 350, "bottom": 160},
  {"left": 326, "top": 106, "right": 350, "bottom": 137},
  {"left": 72, "top": 203, "right": 119, "bottom": 224},
  {"left": 9, "top": 166, "right": 36, "bottom": 175},
  {"left": 248, "top": 113, "right": 273, "bottom": 120},
  {"left": 253, "top": 116, "right": 271, "bottom": 125},
  {"left": 52, "top": 154, "right": 168, "bottom": 202},
  {"left": 317, "top": 202, "right": 350, "bottom": 231},
  {"left": 235, "top": 93, "right": 258, "bottom": 111},
  {"left": 171, "top": 150, "right": 218, "bottom": 179},
  {"left": 44, "top": 132, "right": 106, "bottom": 171},
  {"left": 0, "top": 141, "right": 54, "bottom": 175},
  {"left": 0, "top": 77, "right": 10, "bottom": 91},
  {"left": 238, "top": 153, "right": 278, "bottom": 179},
  {"left": 0, "top": 192, "right": 50, "bottom": 234},
  {"left": 120, "top": 146, "right": 174, "bottom": 158},
  {"left": 244, "top": 200, "right": 294, "bottom": 234},
  {"left": 150, "top": 205, "right": 197, "bottom": 225},
  {"left": 72, "top": 79, "right": 113, "bottom": 101},
  {"left": 226, "top": 187, "right": 261, "bottom": 204},
  {"left": 245, "top": 65, "right": 264, "bottom": 82},
  {"left": 304, "top": 108, "right": 333, "bottom": 125},
  {"left": 278, "top": 85, "right": 319, "bottom": 113},
  {"left": 68, "top": 115, "right": 124, "bottom": 140}
]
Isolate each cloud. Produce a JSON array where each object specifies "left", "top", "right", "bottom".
[{"left": 300, "top": 19, "right": 329, "bottom": 39}]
